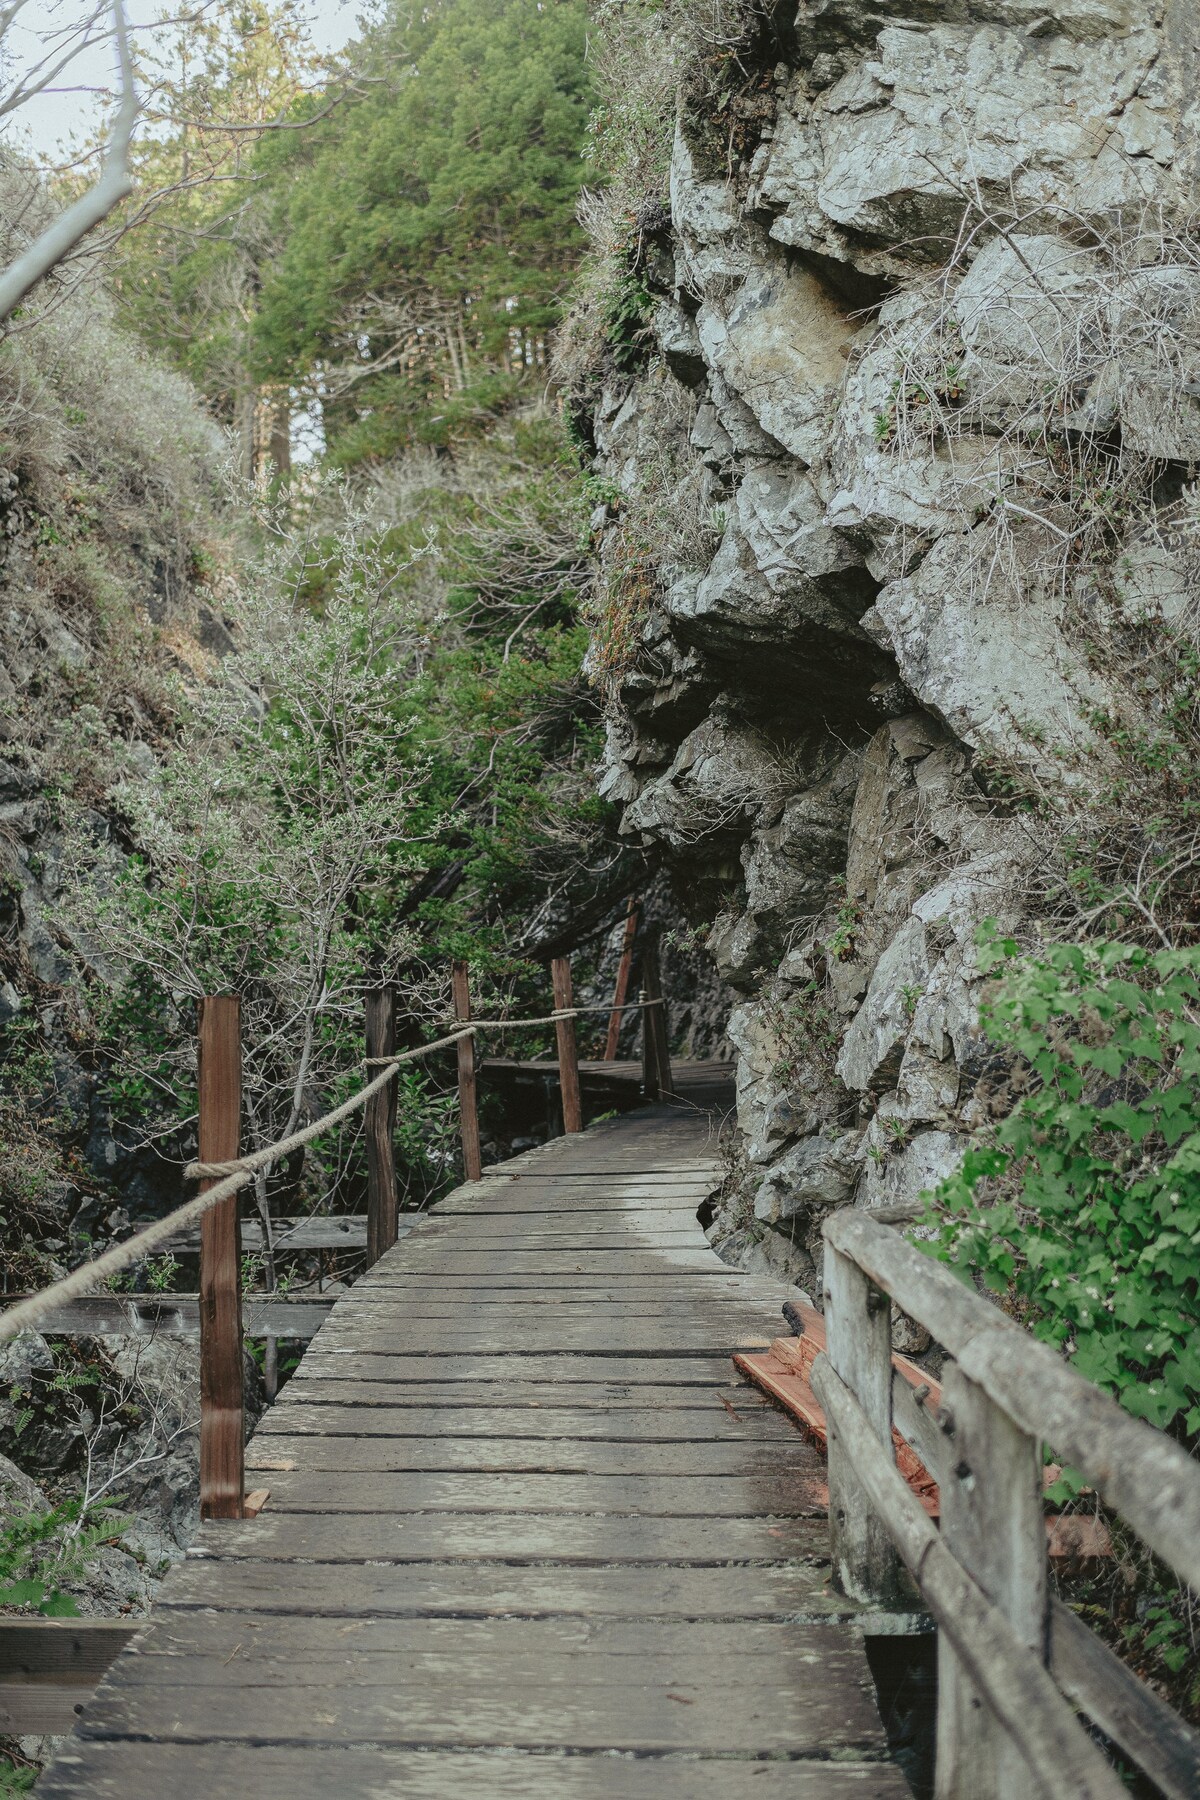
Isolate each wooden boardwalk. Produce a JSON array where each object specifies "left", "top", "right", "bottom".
[{"left": 40, "top": 1106, "right": 911, "bottom": 1799}]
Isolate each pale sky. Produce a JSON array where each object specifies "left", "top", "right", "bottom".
[{"left": 2, "top": 0, "right": 365, "bottom": 160}]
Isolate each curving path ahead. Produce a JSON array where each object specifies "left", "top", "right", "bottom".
[{"left": 40, "top": 1104, "right": 911, "bottom": 1799}]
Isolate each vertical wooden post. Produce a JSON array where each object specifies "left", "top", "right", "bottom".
[
  {"left": 365, "top": 985, "right": 398, "bottom": 1266},
  {"left": 823, "top": 1242, "right": 906, "bottom": 1606},
  {"left": 934, "top": 1363, "right": 1047, "bottom": 1799},
  {"left": 551, "top": 955, "right": 583, "bottom": 1134},
  {"left": 604, "top": 896, "right": 641, "bottom": 1061},
  {"left": 198, "top": 995, "right": 245, "bottom": 1522},
  {"left": 639, "top": 939, "right": 673, "bottom": 1101},
  {"left": 451, "top": 960, "right": 482, "bottom": 1182}
]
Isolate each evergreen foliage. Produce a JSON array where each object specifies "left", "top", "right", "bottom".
[{"left": 253, "top": 0, "right": 592, "bottom": 461}]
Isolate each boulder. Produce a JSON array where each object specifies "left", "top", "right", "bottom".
[
  {"left": 836, "top": 916, "right": 928, "bottom": 1092},
  {"left": 753, "top": 1130, "right": 863, "bottom": 1224},
  {"left": 863, "top": 522, "right": 1109, "bottom": 763},
  {"left": 696, "top": 253, "right": 855, "bottom": 464}
]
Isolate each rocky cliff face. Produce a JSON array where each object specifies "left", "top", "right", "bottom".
[{"left": 574, "top": 0, "right": 1200, "bottom": 1301}]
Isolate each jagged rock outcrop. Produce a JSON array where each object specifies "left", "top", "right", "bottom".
[{"left": 572, "top": 0, "right": 1199, "bottom": 1308}]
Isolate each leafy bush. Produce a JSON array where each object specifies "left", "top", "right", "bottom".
[
  {"left": 922, "top": 928, "right": 1200, "bottom": 1438},
  {"left": 0, "top": 1493, "right": 125, "bottom": 1616}
]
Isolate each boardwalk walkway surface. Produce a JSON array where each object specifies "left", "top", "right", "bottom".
[{"left": 40, "top": 1103, "right": 911, "bottom": 1799}]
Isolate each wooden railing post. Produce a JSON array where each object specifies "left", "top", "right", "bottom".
[
  {"left": 639, "top": 938, "right": 673, "bottom": 1101},
  {"left": 823, "top": 1242, "right": 906, "bottom": 1606},
  {"left": 551, "top": 955, "right": 583, "bottom": 1134},
  {"left": 451, "top": 960, "right": 482, "bottom": 1182},
  {"left": 604, "top": 895, "right": 641, "bottom": 1061},
  {"left": 935, "top": 1363, "right": 1047, "bottom": 1799},
  {"left": 198, "top": 994, "right": 245, "bottom": 1521},
  {"left": 364, "top": 984, "right": 398, "bottom": 1266}
]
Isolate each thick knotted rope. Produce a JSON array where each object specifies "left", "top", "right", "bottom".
[
  {"left": 0, "top": 987, "right": 669, "bottom": 1346},
  {"left": 0, "top": 1027, "right": 475, "bottom": 1345}
]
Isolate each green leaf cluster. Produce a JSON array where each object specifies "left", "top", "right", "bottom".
[
  {"left": 923, "top": 926, "right": 1200, "bottom": 1438},
  {"left": 0, "top": 1494, "right": 126, "bottom": 1617},
  {"left": 253, "top": 0, "right": 593, "bottom": 459}
]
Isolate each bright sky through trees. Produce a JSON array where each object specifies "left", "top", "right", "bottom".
[{"left": 2, "top": 0, "right": 365, "bottom": 157}]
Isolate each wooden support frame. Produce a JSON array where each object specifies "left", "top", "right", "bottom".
[
  {"left": 0, "top": 1619, "right": 137, "bottom": 1735},
  {"left": 551, "top": 955, "right": 583, "bottom": 1134},
  {"left": 197, "top": 994, "right": 245, "bottom": 1521},
  {"left": 817, "top": 1205, "right": 1200, "bottom": 1800},
  {"left": 451, "top": 960, "right": 482, "bottom": 1182},
  {"left": 935, "top": 1364, "right": 1047, "bottom": 1799},
  {"left": 639, "top": 938, "right": 673, "bottom": 1101},
  {"left": 811, "top": 1355, "right": 1126, "bottom": 1800},
  {"left": 604, "top": 895, "right": 641, "bottom": 1061},
  {"left": 364, "top": 985, "right": 398, "bottom": 1265},
  {"left": 823, "top": 1245, "right": 906, "bottom": 1607}
]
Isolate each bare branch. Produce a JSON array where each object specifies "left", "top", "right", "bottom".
[{"left": 0, "top": 0, "right": 137, "bottom": 326}]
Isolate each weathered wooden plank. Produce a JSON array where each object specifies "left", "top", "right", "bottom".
[
  {"left": 0, "top": 1684, "right": 96, "bottom": 1734},
  {"left": 0, "top": 1620, "right": 138, "bottom": 1683},
  {"left": 1, "top": 1295, "right": 334, "bottom": 1339},
  {"left": 89, "top": 1612, "right": 866, "bottom": 1668},
  {"left": 76, "top": 1669, "right": 887, "bottom": 1753},
  {"left": 172, "top": 1216, "right": 379, "bottom": 1252},
  {"left": 1049, "top": 1598, "right": 1200, "bottom": 1800},
  {"left": 309, "top": 1324, "right": 780, "bottom": 1353},
  {"left": 213, "top": 1467, "right": 830, "bottom": 1515},
  {"left": 184, "top": 1511, "right": 827, "bottom": 1565},
  {"left": 371, "top": 1254, "right": 727, "bottom": 1272},
  {"left": 296, "top": 1353, "right": 741, "bottom": 1383},
  {"left": 355, "top": 1275, "right": 786, "bottom": 1293},
  {"left": 317, "top": 1298, "right": 783, "bottom": 1320},
  {"left": 35, "top": 1742, "right": 911, "bottom": 1800},
  {"left": 277, "top": 1379, "right": 778, "bottom": 1410},
  {"left": 246, "top": 1437, "right": 823, "bottom": 1479},
  {"left": 108, "top": 1637, "right": 874, "bottom": 1696},
  {"left": 155, "top": 1558, "right": 844, "bottom": 1619},
  {"left": 255, "top": 1402, "right": 801, "bottom": 1440}
]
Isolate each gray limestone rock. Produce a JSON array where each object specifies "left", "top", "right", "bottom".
[
  {"left": 837, "top": 917, "right": 929, "bottom": 1093},
  {"left": 753, "top": 1131, "right": 863, "bottom": 1224}
]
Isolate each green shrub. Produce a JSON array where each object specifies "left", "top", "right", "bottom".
[
  {"left": 921, "top": 927, "right": 1200, "bottom": 1439},
  {"left": 0, "top": 1494, "right": 126, "bottom": 1616}
]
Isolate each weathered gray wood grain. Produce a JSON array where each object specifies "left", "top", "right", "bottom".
[
  {"left": 241, "top": 1465, "right": 828, "bottom": 1509},
  {"left": 183, "top": 1511, "right": 828, "bottom": 1564},
  {"left": 75, "top": 1671, "right": 887, "bottom": 1753},
  {"left": 154, "top": 1558, "right": 845, "bottom": 1620},
  {"left": 254, "top": 1401, "right": 800, "bottom": 1440},
  {"left": 36, "top": 1741, "right": 910, "bottom": 1799}
]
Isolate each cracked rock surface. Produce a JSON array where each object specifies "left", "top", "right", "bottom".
[{"left": 574, "top": 0, "right": 1198, "bottom": 1309}]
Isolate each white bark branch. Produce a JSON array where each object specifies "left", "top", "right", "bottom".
[{"left": 0, "top": 0, "right": 136, "bottom": 326}]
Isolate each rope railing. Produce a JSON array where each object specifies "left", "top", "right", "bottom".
[
  {"left": 0, "top": 945, "right": 673, "bottom": 1518},
  {"left": 0, "top": 1027, "right": 477, "bottom": 1347},
  {"left": 0, "top": 989, "right": 668, "bottom": 1344}
]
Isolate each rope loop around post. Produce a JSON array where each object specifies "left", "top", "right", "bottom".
[{"left": 0, "top": 986, "right": 668, "bottom": 1347}]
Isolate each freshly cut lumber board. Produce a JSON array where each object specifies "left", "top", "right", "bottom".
[{"left": 39, "top": 1101, "right": 909, "bottom": 1800}]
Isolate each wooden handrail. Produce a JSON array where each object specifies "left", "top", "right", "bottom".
[
  {"left": 824, "top": 1208, "right": 1200, "bottom": 1589},
  {"left": 820, "top": 1206, "right": 1200, "bottom": 1800},
  {"left": 811, "top": 1355, "right": 1126, "bottom": 1800}
]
